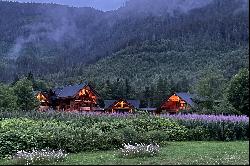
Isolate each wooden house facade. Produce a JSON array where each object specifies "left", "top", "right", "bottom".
[
  {"left": 36, "top": 83, "right": 204, "bottom": 114},
  {"left": 36, "top": 83, "right": 102, "bottom": 111},
  {"left": 104, "top": 99, "right": 140, "bottom": 113},
  {"left": 158, "top": 92, "right": 195, "bottom": 113}
]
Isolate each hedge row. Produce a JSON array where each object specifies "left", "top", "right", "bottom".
[
  {"left": 0, "top": 117, "right": 186, "bottom": 158},
  {"left": 0, "top": 111, "right": 248, "bottom": 158}
]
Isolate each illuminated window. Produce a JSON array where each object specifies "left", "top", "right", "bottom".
[
  {"left": 169, "top": 95, "right": 180, "bottom": 102},
  {"left": 37, "top": 93, "right": 46, "bottom": 102}
]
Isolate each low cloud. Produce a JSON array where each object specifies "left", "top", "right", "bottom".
[{"left": 7, "top": 7, "right": 78, "bottom": 59}]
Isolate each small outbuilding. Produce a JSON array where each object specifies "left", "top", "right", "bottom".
[
  {"left": 104, "top": 99, "right": 140, "bottom": 113},
  {"left": 158, "top": 92, "right": 196, "bottom": 113}
]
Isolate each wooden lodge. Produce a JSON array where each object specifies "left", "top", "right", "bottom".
[
  {"left": 36, "top": 83, "right": 102, "bottom": 111},
  {"left": 36, "top": 83, "right": 204, "bottom": 114},
  {"left": 104, "top": 99, "right": 140, "bottom": 113},
  {"left": 157, "top": 92, "right": 196, "bottom": 113}
]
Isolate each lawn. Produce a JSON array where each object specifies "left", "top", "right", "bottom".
[{"left": 0, "top": 141, "right": 248, "bottom": 165}]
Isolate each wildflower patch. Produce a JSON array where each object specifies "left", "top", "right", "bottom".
[
  {"left": 118, "top": 143, "right": 160, "bottom": 158},
  {"left": 12, "top": 148, "right": 68, "bottom": 165}
]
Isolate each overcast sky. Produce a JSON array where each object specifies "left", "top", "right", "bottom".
[{"left": 2, "top": 0, "right": 127, "bottom": 11}]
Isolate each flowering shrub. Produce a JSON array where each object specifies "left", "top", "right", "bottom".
[
  {"left": 0, "top": 111, "right": 248, "bottom": 158},
  {"left": 0, "top": 117, "right": 184, "bottom": 158},
  {"left": 160, "top": 113, "right": 249, "bottom": 123},
  {"left": 11, "top": 148, "right": 67, "bottom": 165},
  {"left": 161, "top": 114, "right": 249, "bottom": 141},
  {"left": 118, "top": 143, "right": 160, "bottom": 158}
]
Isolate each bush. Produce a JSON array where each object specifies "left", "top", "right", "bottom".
[
  {"left": 0, "top": 112, "right": 248, "bottom": 158},
  {"left": 0, "top": 84, "right": 18, "bottom": 111},
  {"left": 146, "top": 130, "right": 169, "bottom": 143},
  {"left": 0, "top": 118, "right": 76, "bottom": 157},
  {"left": 186, "top": 126, "right": 210, "bottom": 141},
  {"left": 0, "top": 116, "right": 185, "bottom": 158},
  {"left": 226, "top": 68, "right": 249, "bottom": 116},
  {"left": 162, "top": 114, "right": 249, "bottom": 141}
]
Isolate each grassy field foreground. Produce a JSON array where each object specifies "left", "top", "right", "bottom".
[{"left": 0, "top": 141, "right": 249, "bottom": 165}]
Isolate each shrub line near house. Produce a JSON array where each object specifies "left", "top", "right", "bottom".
[{"left": 0, "top": 110, "right": 248, "bottom": 159}]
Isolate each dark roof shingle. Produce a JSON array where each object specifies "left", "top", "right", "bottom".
[
  {"left": 175, "top": 92, "right": 195, "bottom": 107},
  {"left": 104, "top": 99, "right": 140, "bottom": 109},
  {"left": 53, "top": 83, "right": 87, "bottom": 98}
]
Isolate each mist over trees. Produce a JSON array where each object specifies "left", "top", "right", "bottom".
[
  {"left": 0, "top": 0, "right": 249, "bottom": 114},
  {"left": 0, "top": 0, "right": 248, "bottom": 80}
]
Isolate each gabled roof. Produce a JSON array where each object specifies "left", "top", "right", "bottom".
[
  {"left": 175, "top": 92, "right": 195, "bottom": 107},
  {"left": 159, "top": 92, "right": 197, "bottom": 108},
  {"left": 104, "top": 99, "right": 140, "bottom": 109},
  {"left": 104, "top": 100, "right": 117, "bottom": 109},
  {"left": 53, "top": 83, "right": 87, "bottom": 98}
]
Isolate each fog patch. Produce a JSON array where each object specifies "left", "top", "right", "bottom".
[{"left": 7, "top": 6, "right": 78, "bottom": 60}]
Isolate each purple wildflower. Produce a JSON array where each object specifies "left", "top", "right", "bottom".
[{"left": 160, "top": 113, "right": 249, "bottom": 123}]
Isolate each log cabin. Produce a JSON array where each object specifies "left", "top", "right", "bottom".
[
  {"left": 36, "top": 83, "right": 102, "bottom": 111},
  {"left": 158, "top": 92, "right": 196, "bottom": 113},
  {"left": 104, "top": 99, "right": 140, "bottom": 113}
]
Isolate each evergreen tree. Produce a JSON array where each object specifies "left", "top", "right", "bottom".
[
  {"left": 33, "top": 79, "right": 49, "bottom": 91},
  {"left": 149, "top": 85, "right": 156, "bottom": 107},
  {"left": 167, "top": 76, "right": 177, "bottom": 93},
  {"left": 11, "top": 74, "right": 20, "bottom": 86},
  {"left": 103, "top": 80, "right": 113, "bottom": 100},
  {"left": 112, "top": 78, "right": 124, "bottom": 99},
  {"left": 194, "top": 69, "right": 227, "bottom": 110},
  {"left": 176, "top": 76, "right": 190, "bottom": 92},
  {"left": 141, "top": 86, "right": 152, "bottom": 107},
  {"left": 0, "top": 84, "right": 18, "bottom": 110},
  {"left": 226, "top": 68, "right": 249, "bottom": 116},
  {"left": 124, "top": 79, "right": 132, "bottom": 99},
  {"left": 27, "top": 71, "right": 34, "bottom": 82},
  {"left": 14, "top": 78, "right": 39, "bottom": 111},
  {"left": 155, "top": 77, "right": 168, "bottom": 106}
]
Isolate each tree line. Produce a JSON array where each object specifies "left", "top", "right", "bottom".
[{"left": 0, "top": 68, "right": 248, "bottom": 116}]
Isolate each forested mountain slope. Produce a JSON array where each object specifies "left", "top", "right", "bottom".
[
  {"left": 0, "top": 0, "right": 248, "bottom": 88},
  {"left": 44, "top": 39, "right": 248, "bottom": 92}
]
